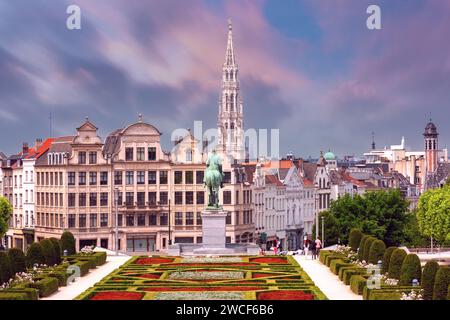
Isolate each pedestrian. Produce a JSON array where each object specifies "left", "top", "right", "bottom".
[
  {"left": 303, "top": 238, "right": 309, "bottom": 257},
  {"left": 276, "top": 237, "right": 281, "bottom": 255},
  {"left": 273, "top": 239, "right": 278, "bottom": 255},
  {"left": 309, "top": 239, "right": 316, "bottom": 259},
  {"left": 315, "top": 236, "right": 322, "bottom": 258}
]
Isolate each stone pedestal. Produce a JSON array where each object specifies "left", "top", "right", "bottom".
[{"left": 193, "top": 209, "right": 229, "bottom": 255}]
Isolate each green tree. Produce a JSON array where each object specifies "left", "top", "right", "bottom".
[
  {"left": 0, "top": 196, "right": 13, "bottom": 239},
  {"left": 60, "top": 231, "right": 76, "bottom": 255},
  {"left": 318, "top": 190, "right": 409, "bottom": 246},
  {"left": 417, "top": 186, "right": 450, "bottom": 244},
  {"left": 402, "top": 211, "right": 429, "bottom": 247}
]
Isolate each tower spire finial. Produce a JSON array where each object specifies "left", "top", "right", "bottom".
[{"left": 228, "top": 18, "right": 232, "bottom": 30}]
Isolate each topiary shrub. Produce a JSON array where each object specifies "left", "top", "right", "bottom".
[
  {"left": 30, "top": 277, "right": 59, "bottom": 297},
  {"left": 49, "top": 238, "right": 61, "bottom": 265},
  {"left": 0, "top": 252, "right": 13, "bottom": 284},
  {"left": 399, "top": 254, "right": 422, "bottom": 286},
  {"left": 8, "top": 248, "right": 26, "bottom": 274},
  {"left": 422, "top": 260, "right": 439, "bottom": 300},
  {"left": 363, "top": 237, "right": 376, "bottom": 263},
  {"left": 388, "top": 248, "right": 407, "bottom": 280},
  {"left": 348, "top": 229, "right": 363, "bottom": 252},
  {"left": 358, "top": 235, "right": 370, "bottom": 261},
  {"left": 40, "top": 239, "right": 56, "bottom": 266},
  {"left": 350, "top": 275, "right": 368, "bottom": 295},
  {"left": 60, "top": 231, "right": 76, "bottom": 255},
  {"left": 381, "top": 247, "right": 397, "bottom": 274},
  {"left": 26, "top": 242, "right": 45, "bottom": 267},
  {"left": 433, "top": 266, "right": 450, "bottom": 300},
  {"left": 368, "top": 240, "right": 386, "bottom": 265}
]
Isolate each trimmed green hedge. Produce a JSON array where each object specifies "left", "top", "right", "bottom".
[
  {"left": 4, "top": 287, "right": 39, "bottom": 300},
  {"left": 330, "top": 259, "right": 353, "bottom": 275},
  {"left": 325, "top": 255, "right": 345, "bottom": 267},
  {"left": 363, "top": 285, "right": 415, "bottom": 300},
  {"left": 358, "top": 235, "right": 370, "bottom": 261},
  {"left": 399, "top": 254, "right": 422, "bottom": 286},
  {"left": 433, "top": 266, "right": 450, "bottom": 300},
  {"left": 26, "top": 242, "right": 45, "bottom": 267},
  {"left": 319, "top": 250, "right": 333, "bottom": 264},
  {"left": 369, "top": 291, "right": 402, "bottom": 300},
  {"left": 8, "top": 248, "right": 26, "bottom": 274},
  {"left": 363, "top": 237, "right": 376, "bottom": 263},
  {"left": 350, "top": 275, "right": 368, "bottom": 295},
  {"left": 49, "top": 238, "right": 62, "bottom": 265},
  {"left": 60, "top": 231, "right": 76, "bottom": 255},
  {"left": 30, "top": 277, "right": 59, "bottom": 298},
  {"left": 40, "top": 239, "right": 56, "bottom": 266},
  {"left": 422, "top": 260, "right": 439, "bottom": 300},
  {"left": 388, "top": 248, "right": 407, "bottom": 280},
  {"left": 348, "top": 229, "right": 363, "bottom": 252},
  {"left": 368, "top": 240, "right": 386, "bottom": 265},
  {"left": 72, "top": 260, "right": 91, "bottom": 277},
  {"left": 343, "top": 268, "right": 366, "bottom": 285},
  {"left": 381, "top": 247, "right": 397, "bottom": 274},
  {"left": 0, "top": 292, "right": 28, "bottom": 300},
  {"left": 0, "top": 251, "right": 13, "bottom": 284}
]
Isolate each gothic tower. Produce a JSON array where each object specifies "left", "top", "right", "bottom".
[
  {"left": 217, "top": 20, "right": 245, "bottom": 163},
  {"left": 424, "top": 119, "right": 438, "bottom": 174}
]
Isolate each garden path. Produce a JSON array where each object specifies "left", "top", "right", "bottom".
[
  {"left": 293, "top": 255, "right": 362, "bottom": 300},
  {"left": 42, "top": 255, "right": 132, "bottom": 300}
]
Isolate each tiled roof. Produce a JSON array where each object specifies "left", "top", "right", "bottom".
[{"left": 265, "top": 174, "right": 284, "bottom": 187}]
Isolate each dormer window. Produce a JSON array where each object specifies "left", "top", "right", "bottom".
[
  {"left": 89, "top": 152, "right": 97, "bottom": 164},
  {"left": 125, "top": 148, "right": 134, "bottom": 161},
  {"left": 148, "top": 147, "right": 156, "bottom": 161}
]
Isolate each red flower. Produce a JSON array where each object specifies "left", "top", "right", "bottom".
[
  {"left": 252, "top": 273, "right": 275, "bottom": 278},
  {"left": 140, "top": 273, "right": 162, "bottom": 279},
  {"left": 135, "top": 258, "right": 174, "bottom": 265},
  {"left": 90, "top": 291, "right": 143, "bottom": 300},
  {"left": 250, "top": 257, "right": 288, "bottom": 264},
  {"left": 258, "top": 290, "right": 315, "bottom": 300},
  {"left": 143, "top": 286, "right": 264, "bottom": 292}
]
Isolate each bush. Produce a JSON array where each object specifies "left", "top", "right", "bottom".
[
  {"left": 447, "top": 284, "right": 450, "bottom": 300},
  {"left": 46, "top": 271, "right": 69, "bottom": 287},
  {"left": 363, "top": 237, "right": 376, "bottom": 263},
  {"left": 388, "top": 248, "right": 407, "bottom": 280},
  {"left": 369, "top": 291, "right": 402, "bottom": 300},
  {"left": 368, "top": 240, "right": 386, "bottom": 265},
  {"left": 433, "top": 267, "right": 450, "bottom": 300},
  {"left": 92, "top": 252, "right": 107, "bottom": 266},
  {"left": 30, "top": 277, "right": 59, "bottom": 297},
  {"left": 381, "top": 247, "right": 397, "bottom": 274},
  {"left": 350, "top": 275, "right": 368, "bottom": 295},
  {"left": 0, "top": 292, "right": 28, "bottom": 300},
  {"left": 357, "top": 235, "right": 370, "bottom": 261},
  {"left": 319, "top": 250, "right": 332, "bottom": 264},
  {"left": 325, "top": 255, "right": 345, "bottom": 267},
  {"left": 4, "top": 287, "right": 39, "bottom": 300},
  {"left": 72, "top": 260, "right": 91, "bottom": 277},
  {"left": 330, "top": 260, "right": 353, "bottom": 275},
  {"left": 399, "top": 254, "right": 422, "bottom": 286},
  {"left": 0, "top": 252, "right": 13, "bottom": 284},
  {"left": 26, "top": 242, "right": 45, "bottom": 267},
  {"left": 422, "top": 260, "right": 439, "bottom": 300},
  {"left": 40, "top": 239, "right": 56, "bottom": 266},
  {"left": 343, "top": 268, "right": 366, "bottom": 285},
  {"left": 60, "top": 231, "right": 76, "bottom": 255},
  {"left": 7, "top": 248, "right": 26, "bottom": 275},
  {"left": 348, "top": 229, "right": 363, "bottom": 252},
  {"left": 49, "top": 238, "right": 61, "bottom": 265}
]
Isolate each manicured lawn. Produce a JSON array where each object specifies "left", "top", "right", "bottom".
[{"left": 76, "top": 255, "right": 327, "bottom": 300}]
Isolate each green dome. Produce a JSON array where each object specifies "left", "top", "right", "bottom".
[{"left": 324, "top": 151, "right": 336, "bottom": 161}]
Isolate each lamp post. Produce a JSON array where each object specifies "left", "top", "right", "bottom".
[
  {"left": 321, "top": 215, "right": 325, "bottom": 248},
  {"left": 168, "top": 198, "right": 172, "bottom": 246},
  {"left": 114, "top": 187, "right": 119, "bottom": 256}
]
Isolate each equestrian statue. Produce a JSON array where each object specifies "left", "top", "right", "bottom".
[{"left": 204, "top": 149, "right": 224, "bottom": 209}]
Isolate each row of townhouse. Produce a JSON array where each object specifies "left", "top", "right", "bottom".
[{"left": 1, "top": 117, "right": 254, "bottom": 253}]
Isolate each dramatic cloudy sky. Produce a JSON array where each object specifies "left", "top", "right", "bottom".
[{"left": 1, "top": 0, "right": 449, "bottom": 159}]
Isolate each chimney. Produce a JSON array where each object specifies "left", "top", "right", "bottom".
[
  {"left": 22, "top": 142, "right": 29, "bottom": 155},
  {"left": 35, "top": 138, "right": 43, "bottom": 150}
]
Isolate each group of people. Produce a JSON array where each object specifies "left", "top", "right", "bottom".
[{"left": 303, "top": 236, "right": 322, "bottom": 259}]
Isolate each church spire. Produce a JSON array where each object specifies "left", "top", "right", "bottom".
[{"left": 225, "top": 19, "right": 236, "bottom": 67}]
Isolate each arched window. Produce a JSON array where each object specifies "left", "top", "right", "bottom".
[
  {"left": 230, "top": 93, "right": 234, "bottom": 112},
  {"left": 230, "top": 122, "right": 235, "bottom": 130},
  {"left": 186, "top": 149, "right": 193, "bottom": 162},
  {"left": 225, "top": 122, "right": 228, "bottom": 130},
  {"left": 225, "top": 94, "right": 229, "bottom": 112}
]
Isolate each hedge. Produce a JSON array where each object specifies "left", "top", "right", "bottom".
[
  {"left": 363, "top": 285, "right": 416, "bottom": 300},
  {"left": 8, "top": 248, "right": 26, "bottom": 275},
  {"left": 330, "top": 259, "right": 353, "bottom": 275},
  {"left": 381, "top": 247, "right": 397, "bottom": 275},
  {"left": 0, "top": 252, "right": 13, "bottom": 284},
  {"left": 49, "top": 238, "right": 62, "bottom": 265},
  {"left": 339, "top": 265, "right": 362, "bottom": 281},
  {"left": 368, "top": 240, "right": 386, "bottom": 265},
  {"left": 357, "top": 235, "right": 370, "bottom": 261},
  {"left": 4, "top": 287, "right": 39, "bottom": 300},
  {"left": 30, "top": 277, "right": 59, "bottom": 298},
  {"left": 388, "top": 248, "right": 407, "bottom": 280},
  {"left": 369, "top": 291, "right": 402, "bottom": 300},
  {"left": 40, "top": 239, "right": 56, "bottom": 266},
  {"left": 399, "top": 254, "right": 422, "bottom": 286},
  {"left": 447, "top": 284, "right": 450, "bottom": 300},
  {"left": 363, "top": 237, "right": 376, "bottom": 263},
  {"left": 422, "top": 260, "right": 439, "bottom": 300},
  {"left": 26, "top": 242, "right": 45, "bottom": 267},
  {"left": 343, "top": 268, "right": 367, "bottom": 285},
  {"left": 72, "top": 260, "right": 91, "bottom": 277},
  {"left": 319, "top": 250, "right": 333, "bottom": 264},
  {"left": 325, "top": 255, "right": 346, "bottom": 267},
  {"left": 60, "top": 231, "right": 76, "bottom": 255},
  {"left": 0, "top": 292, "right": 28, "bottom": 300},
  {"left": 348, "top": 229, "right": 363, "bottom": 252},
  {"left": 350, "top": 275, "right": 368, "bottom": 295},
  {"left": 433, "top": 267, "right": 450, "bottom": 300}
]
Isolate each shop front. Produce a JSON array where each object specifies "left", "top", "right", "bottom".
[{"left": 126, "top": 234, "right": 156, "bottom": 252}]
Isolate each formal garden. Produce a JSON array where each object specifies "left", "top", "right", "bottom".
[
  {"left": 319, "top": 228, "right": 450, "bottom": 300},
  {"left": 0, "top": 231, "right": 106, "bottom": 300},
  {"left": 76, "top": 255, "right": 326, "bottom": 300}
]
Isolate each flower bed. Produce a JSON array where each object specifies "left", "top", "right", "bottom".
[
  {"left": 76, "top": 255, "right": 326, "bottom": 300},
  {"left": 90, "top": 291, "right": 144, "bottom": 300}
]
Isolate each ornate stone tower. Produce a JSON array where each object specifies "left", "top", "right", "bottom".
[
  {"left": 424, "top": 119, "right": 438, "bottom": 174},
  {"left": 217, "top": 19, "right": 245, "bottom": 163}
]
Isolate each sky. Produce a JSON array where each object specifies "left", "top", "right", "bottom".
[{"left": 0, "top": 0, "right": 449, "bottom": 159}]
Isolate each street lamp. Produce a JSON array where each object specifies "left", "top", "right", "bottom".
[
  {"left": 168, "top": 198, "right": 172, "bottom": 246},
  {"left": 321, "top": 215, "right": 325, "bottom": 248},
  {"left": 114, "top": 187, "right": 119, "bottom": 256}
]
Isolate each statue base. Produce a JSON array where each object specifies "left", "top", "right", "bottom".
[{"left": 167, "top": 209, "right": 260, "bottom": 256}]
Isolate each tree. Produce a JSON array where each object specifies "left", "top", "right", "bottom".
[
  {"left": 388, "top": 248, "right": 407, "bottom": 280},
  {"left": 26, "top": 242, "right": 45, "bottom": 267},
  {"left": 422, "top": 260, "right": 439, "bottom": 300},
  {"left": 320, "top": 190, "right": 410, "bottom": 246},
  {"left": 60, "top": 231, "right": 76, "bottom": 255},
  {"left": 417, "top": 186, "right": 450, "bottom": 244},
  {"left": 368, "top": 239, "right": 386, "bottom": 265},
  {"left": 0, "top": 196, "right": 13, "bottom": 240},
  {"left": 40, "top": 239, "right": 56, "bottom": 266},
  {"left": 0, "top": 252, "right": 12, "bottom": 284},
  {"left": 348, "top": 229, "right": 363, "bottom": 252},
  {"left": 49, "top": 238, "right": 61, "bottom": 265},
  {"left": 402, "top": 211, "right": 429, "bottom": 247},
  {"left": 433, "top": 267, "right": 450, "bottom": 300},
  {"left": 8, "top": 248, "right": 26, "bottom": 274},
  {"left": 399, "top": 254, "right": 422, "bottom": 286}
]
